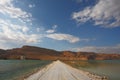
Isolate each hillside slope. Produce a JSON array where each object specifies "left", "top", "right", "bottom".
[{"left": 0, "top": 45, "right": 120, "bottom": 60}]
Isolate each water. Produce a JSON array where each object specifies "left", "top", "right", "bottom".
[
  {"left": 65, "top": 60, "right": 120, "bottom": 80},
  {"left": 0, "top": 60, "right": 51, "bottom": 80},
  {"left": 0, "top": 60, "right": 120, "bottom": 80}
]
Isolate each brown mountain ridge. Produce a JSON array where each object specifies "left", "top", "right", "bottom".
[{"left": 0, "top": 45, "right": 120, "bottom": 60}]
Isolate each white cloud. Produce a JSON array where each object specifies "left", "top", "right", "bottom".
[
  {"left": 22, "top": 27, "right": 29, "bottom": 33},
  {"left": 52, "top": 24, "right": 58, "bottom": 29},
  {"left": 28, "top": 4, "right": 35, "bottom": 8},
  {"left": 46, "top": 24, "right": 58, "bottom": 33},
  {"left": 0, "top": 0, "right": 40, "bottom": 49},
  {"left": 0, "top": 0, "right": 90, "bottom": 49},
  {"left": 0, "top": 0, "right": 11, "bottom": 5},
  {"left": 46, "top": 33, "right": 80, "bottom": 43},
  {"left": 72, "top": 44, "right": 120, "bottom": 53},
  {"left": 0, "top": 18, "right": 82, "bottom": 49},
  {"left": 0, "top": 18, "right": 83, "bottom": 49},
  {"left": 0, "top": 19, "right": 40, "bottom": 43},
  {"left": 45, "top": 24, "right": 90, "bottom": 43},
  {"left": 75, "top": 0, "right": 88, "bottom": 3},
  {"left": 0, "top": 0, "right": 32, "bottom": 23},
  {"left": 72, "top": 0, "right": 120, "bottom": 28},
  {"left": 46, "top": 30, "right": 55, "bottom": 33},
  {"left": 36, "top": 28, "right": 40, "bottom": 32},
  {"left": 0, "top": 18, "right": 90, "bottom": 48}
]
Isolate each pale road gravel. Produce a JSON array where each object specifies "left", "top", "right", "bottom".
[{"left": 25, "top": 60, "right": 107, "bottom": 80}]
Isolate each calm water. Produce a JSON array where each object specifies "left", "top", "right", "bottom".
[
  {"left": 65, "top": 60, "right": 120, "bottom": 80},
  {"left": 0, "top": 60, "right": 51, "bottom": 80},
  {"left": 0, "top": 60, "right": 120, "bottom": 80}
]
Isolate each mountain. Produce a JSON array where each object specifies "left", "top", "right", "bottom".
[
  {"left": 0, "top": 49, "right": 8, "bottom": 59},
  {"left": 0, "top": 49, "right": 6, "bottom": 54},
  {"left": 1, "top": 45, "right": 61, "bottom": 60},
  {"left": 0, "top": 45, "right": 120, "bottom": 60}
]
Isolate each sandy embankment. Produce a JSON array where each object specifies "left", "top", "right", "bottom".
[{"left": 25, "top": 60, "right": 108, "bottom": 80}]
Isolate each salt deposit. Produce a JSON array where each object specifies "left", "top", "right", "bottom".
[{"left": 25, "top": 60, "right": 107, "bottom": 80}]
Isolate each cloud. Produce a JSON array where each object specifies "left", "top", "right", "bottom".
[
  {"left": 72, "top": 44, "right": 120, "bottom": 53},
  {"left": 36, "top": 28, "right": 40, "bottom": 32},
  {"left": 52, "top": 24, "right": 58, "bottom": 29},
  {"left": 0, "top": 17, "right": 82, "bottom": 49},
  {"left": 72, "top": 0, "right": 120, "bottom": 28},
  {"left": 46, "top": 30, "right": 55, "bottom": 33},
  {"left": 0, "top": 0, "right": 41, "bottom": 49},
  {"left": 28, "top": 4, "right": 35, "bottom": 8},
  {"left": 75, "top": 0, "right": 89, "bottom": 3},
  {"left": 45, "top": 24, "right": 91, "bottom": 43},
  {"left": 45, "top": 23, "right": 91, "bottom": 43},
  {"left": 46, "top": 33, "right": 80, "bottom": 43},
  {"left": 0, "top": 0, "right": 32, "bottom": 23},
  {"left": 0, "top": 0, "right": 90, "bottom": 49},
  {"left": 22, "top": 27, "right": 29, "bottom": 33},
  {"left": 46, "top": 24, "right": 58, "bottom": 33},
  {"left": 0, "top": 19, "right": 41, "bottom": 44},
  {"left": 0, "top": 18, "right": 82, "bottom": 49}
]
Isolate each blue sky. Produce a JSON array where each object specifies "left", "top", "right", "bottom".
[{"left": 0, "top": 0, "right": 120, "bottom": 53}]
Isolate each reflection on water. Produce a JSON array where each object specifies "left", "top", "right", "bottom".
[
  {"left": 0, "top": 60, "right": 51, "bottom": 80},
  {"left": 64, "top": 60, "right": 120, "bottom": 80}
]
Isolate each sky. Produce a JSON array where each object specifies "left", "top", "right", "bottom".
[{"left": 0, "top": 0, "right": 120, "bottom": 53}]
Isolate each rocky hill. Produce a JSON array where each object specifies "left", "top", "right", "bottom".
[{"left": 0, "top": 45, "right": 120, "bottom": 60}]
